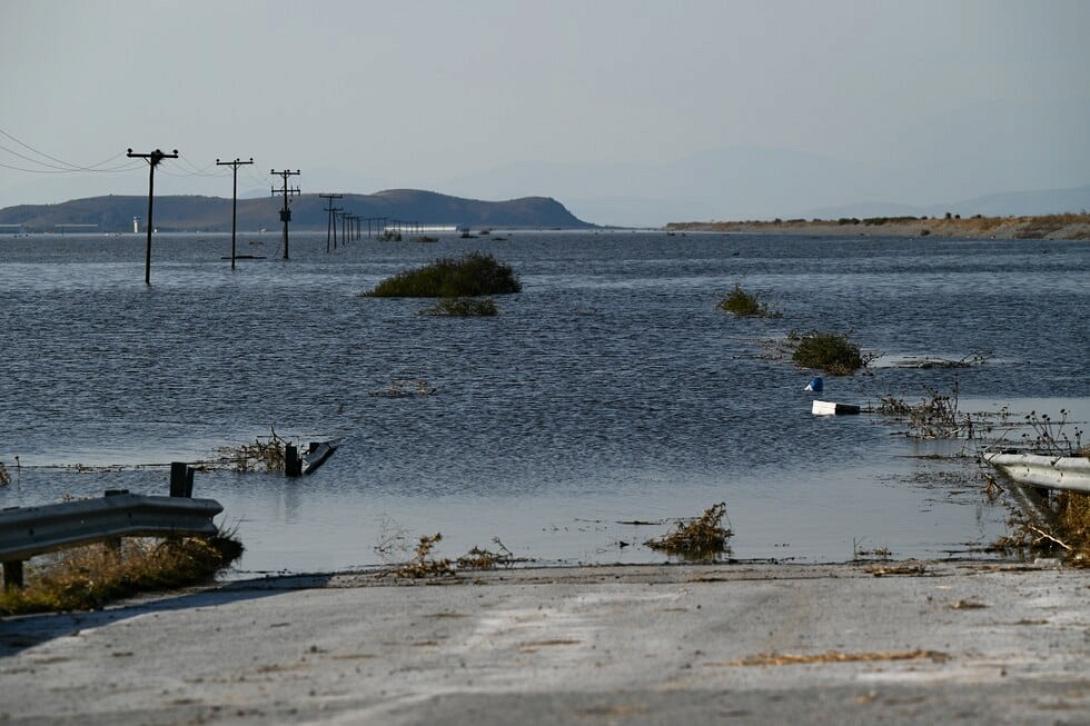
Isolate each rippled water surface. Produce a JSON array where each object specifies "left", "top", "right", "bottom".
[{"left": 2, "top": 231, "right": 1088, "bottom": 573}]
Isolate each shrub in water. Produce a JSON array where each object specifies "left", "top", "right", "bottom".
[
  {"left": 419, "top": 297, "right": 498, "bottom": 317},
  {"left": 792, "top": 331, "right": 863, "bottom": 375},
  {"left": 718, "top": 284, "right": 780, "bottom": 317},
  {"left": 366, "top": 252, "right": 521, "bottom": 298}
]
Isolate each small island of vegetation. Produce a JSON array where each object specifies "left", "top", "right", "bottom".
[
  {"left": 718, "top": 284, "right": 781, "bottom": 318},
  {"left": 365, "top": 252, "right": 521, "bottom": 298}
]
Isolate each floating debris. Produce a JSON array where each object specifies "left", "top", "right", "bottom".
[
  {"left": 726, "top": 649, "right": 949, "bottom": 667},
  {"left": 645, "top": 503, "right": 732, "bottom": 560},
  {"left": 369, "top": 378, "right": 438, "bottom": 398}
]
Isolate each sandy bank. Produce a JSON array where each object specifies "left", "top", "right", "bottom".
[
  {"left": 3, "top": 560, "right": 1090, "bottom": 724},
  {"left": 666, "top": 214, "right": 1090, "bottom": 240}
]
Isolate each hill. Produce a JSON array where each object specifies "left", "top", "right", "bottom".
[{"left": 0, "top": 189, "right": 591, "bottom": 232}]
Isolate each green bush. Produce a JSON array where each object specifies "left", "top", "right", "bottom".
[
  {"left": 366, "top": 252, "right": 521, "bottom": 298},
  {"left": 718, "top": 284, "right": 780, "bottom": 318},
  {"left": 419, "top": 297, "right": 498, "bottom": 317},
  {"left": 792, "top": 332, "right": 863, "bottom": 375}
]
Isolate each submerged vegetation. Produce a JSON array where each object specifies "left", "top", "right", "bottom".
[
  {"left": 718, "top": 284, "right": 781, "bottom": 318},
  {"left": 0, "top": 530, "right": 243, "bottom": 615},
  {"left": 216, "top": 429, "right": 291, "bottom": 473},
  {"left": 790, "top": 331, "right": 865, "bottom": 375},
  {"left": 646, "top": 503, "right": 733, "bottom": 560},
  {"left": 419, "top": 297, "right": 498, "bottom": 317},
  {"left": 365, "top": 252, "right": 521, "bottom": 298}
]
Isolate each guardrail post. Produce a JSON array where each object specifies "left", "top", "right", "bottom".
[
  {"left": 285, "top": 446, "right": 302, "bottom": 477},
  {"left": 170, "top": 462, "right": 194, "bottom": 497},
  {"left": 3, "top": 560, "right": 24, "bottom": 590}
]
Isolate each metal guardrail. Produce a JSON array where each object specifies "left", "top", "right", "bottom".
[
  {"left": 985, "top": 453, "right": 1090, "bottom": 493},
  {"left": 1, "top": 490, "right": 223, "bottom": 589}
]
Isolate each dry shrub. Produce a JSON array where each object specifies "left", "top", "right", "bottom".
[
  {"left": 456, "top": 538, "right": 517, "bottom": 570},
  {"left": 0, "top": 461, "right": 10, "bottom": 486},
  {"left": 0, "top": 530, "right": 243, "bottom": 615},
  {"left": 217, "top": 429, "right": 289, "bottom": 472},
  {"left": 395, "top": 533, "right": 455, "bottom": 578},
  {"left": 646, "top": 503, "right": 732, "bottom": 560}
]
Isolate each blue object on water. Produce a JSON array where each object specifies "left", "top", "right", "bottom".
[{"left": 805, "top": 376, "right": 824, "bottom": 393}]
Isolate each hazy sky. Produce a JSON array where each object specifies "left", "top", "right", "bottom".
[{"left": 2, "top": 0, "right": 1088, "bottom": 224}]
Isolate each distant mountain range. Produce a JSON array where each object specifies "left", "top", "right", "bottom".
[{"left": 0, "top": 189, "right": 591, "bottom": 232}]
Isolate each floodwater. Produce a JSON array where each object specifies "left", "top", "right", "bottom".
[{"left": 1, "top": 231, "right": 1088, "bottom": 574}]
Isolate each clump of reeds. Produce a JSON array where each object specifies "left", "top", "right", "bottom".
[
  {"left": 717, "top": 284, "right": 781, "bottom": 318},
  {"left": 217, "top": 429, "right": 290, "bottom": 472},
  {"left": 395, "top": 533, "right": 455, "bottom": 578},
  {"left": 0, "top": 461, "right": 10, "bottom": 486},
  {"left": 791, "top": 331, "right": 864, "bottom": 375},
  {"left": 0, "top": 529, "right": 243, "bottom": 615},
  {"left": 645, "top": 503, "right": 732, "bottom": 560},
  {"left": 364, "top": 252, "right": 521, "bottom": 298},
  {"left": 419, "top": 297, "right": 498, "bottom": 317}
]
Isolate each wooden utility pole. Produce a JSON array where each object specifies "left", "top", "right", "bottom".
[
  {"left": 319, "top": 193, "right": 342, "bottom": 253},
  {"left": 270, "top": 169, "right": 301, "bottom": 260},
  {"left": 126, "top": 148, "right": 178, "bottom": 285},
  {"left": 216, "top": 157, "right": 254, "bottom": 270}
]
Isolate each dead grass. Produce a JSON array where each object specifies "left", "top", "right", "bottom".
[
  {"left": 215, "top": 429, "right": 290, "bottom": 472},
  {"left": 726, "top": 649, "right": 949, "bottom": 667},
  {"left": 0, "top": 530, "right": 243, "bottom": 615},
  {"left": 645, "top": 503, "right": 733, "bottom": 560},
  {"left": 863, "top": 561, "right": 928, "bottom": 577},
  {"left": 0, "top": 461, "right": 10, "bottom": 486},
  {"left": 996, "top": 491, "right": 1090, "bottom": 566},
  {"left": 455, "top": 538, "right": 519, "bottom": 570}
]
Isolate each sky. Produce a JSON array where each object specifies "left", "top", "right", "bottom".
[{"left": 2, "top": 0, "right": 1089, "bottom": 226}]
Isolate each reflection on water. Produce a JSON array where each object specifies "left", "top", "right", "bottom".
[{"left": 1, "top": 232, "right": 1088, "bottom": 572}]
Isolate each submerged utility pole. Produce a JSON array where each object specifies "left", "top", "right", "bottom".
[
  {"left": 271, "top": 169, "right": 301, "bottom": 260},
  {"left": 126, "top": 147, "right": 178, "bottom": 285},
  {"left": 319, "top": 193, "right": 342, "bottom": 253},
  {"left": 216, "top": 157, "right": 254, "bottom": 270}
]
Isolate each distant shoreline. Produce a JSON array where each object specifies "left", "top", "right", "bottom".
[{"left": 665, "top": 213, "right": 1090, "bottom": 240}]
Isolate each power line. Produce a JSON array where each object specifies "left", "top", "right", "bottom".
[{"left": 0, "top": 125, "right": 143, "bottom": 172}]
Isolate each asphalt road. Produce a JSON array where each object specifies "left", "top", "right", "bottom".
[{"left": 2, "top": 560, "right": 1090, "bottom": 724}]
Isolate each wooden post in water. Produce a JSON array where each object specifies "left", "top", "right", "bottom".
[
  {"left": 2, "top": 561, "right": 23, "bottom": 591},
  {"left": 285, "top": 445, "right": 302, "bottom": 478},
  {"left": 170, "top": 462, "right": 194, "bottom": 497}
]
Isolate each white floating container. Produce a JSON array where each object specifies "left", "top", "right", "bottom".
[{"left": 812, "top": 400, "right": 861, "bottom": 416}]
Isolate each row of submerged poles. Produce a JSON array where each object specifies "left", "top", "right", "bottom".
[{"left": 130, "top": 147, "right": 428, "bottom": 283}]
